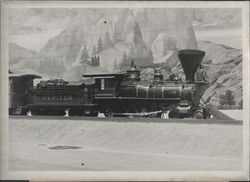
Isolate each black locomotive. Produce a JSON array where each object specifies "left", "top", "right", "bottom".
[
  {"left": 84, "top": 49, "right": 210, "bottom": 119},
  {"left": 9, "top": 49, "right": 211, "bottom": 119}
]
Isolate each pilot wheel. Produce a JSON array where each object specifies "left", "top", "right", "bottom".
[
  {"left": 204, "top": 111, "right": 211, "bottom": 119},
  {"left": 193, "top": 110, "right": 204, "bottom": 119},
  {"left": 104, "top": 108, "right": 113, "bottom": 117},
  {"left": 168, "top": 110, "right": 178, "bottom": 119}
]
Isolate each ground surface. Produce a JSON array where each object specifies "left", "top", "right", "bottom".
[
  {"left": 220, "top": 110, "right": 243, "bottom": 120},
  {"left": 9, "top": 116, "right": 243, "bottom": 171}
]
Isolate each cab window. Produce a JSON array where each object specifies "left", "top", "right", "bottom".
[
  {"left": 105, "top": 78, "right": 114, "bottom": 88},
  {"left": 100, "top": 79, "right": 104, "bottom": 90}
]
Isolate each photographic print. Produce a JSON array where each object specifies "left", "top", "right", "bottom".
[{"left": 1, "top": 1, "right": 249, "bottom": 181}]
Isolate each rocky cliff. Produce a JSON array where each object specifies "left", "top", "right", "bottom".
[
  {"left": 134, "top": 9, "right": 197, "bottom": 47},
  {"left": 193, "top": 8, "right": 241, "bottom": 29},
  {"left": 140, "top": 40, "right": 242, "bottom": 108},
  {"left": 199, "top": 41, "right": 242, "bottom": 108}
]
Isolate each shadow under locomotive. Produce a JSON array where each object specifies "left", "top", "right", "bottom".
[{"left": 9, "top": 49, "right": 212, "bottom": 119}]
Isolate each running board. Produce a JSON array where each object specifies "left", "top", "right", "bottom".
[{"left": 112, "top": 110, "right": 162, "bottom": 117}]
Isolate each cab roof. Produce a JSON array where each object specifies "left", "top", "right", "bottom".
[
  {"left": 83, "top": 73, "right": 125, "bottom": 79},
  {"left": 9, "top": 73, "right": 42, "bottom": 79}
]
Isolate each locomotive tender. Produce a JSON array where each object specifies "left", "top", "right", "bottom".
[
  {"left": 28, "top": 79, "right": 97, "bottom": 116},
  {"left": 9, "top": 49, "right": 211, "bottom": 119}
]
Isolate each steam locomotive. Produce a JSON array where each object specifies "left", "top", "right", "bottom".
[{"left": 9, "top": 49, "right": 211, "bottom": 119}]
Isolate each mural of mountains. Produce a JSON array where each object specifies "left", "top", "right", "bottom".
[
  {"left": 9, "top": 42, "right": 37, "bottom": 66},
  {"left": 9, "top": 8, "right": 242, "bottom": 108},
  {"left": 193, "top": 8, "right": 241, "bottom": 29},
  {"left": 10, "top": 8, "right": 197, "bottom": 74},
  {"left": 9, "top": 8, "right": 78, "bottom": 34}
]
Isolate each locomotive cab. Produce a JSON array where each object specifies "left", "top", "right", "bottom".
[
  {"left": 9, "top": 72, "right": 41, "bottom": 115},
  {"left": 83, "top": 73, "right": 125, "bottom": 98}
]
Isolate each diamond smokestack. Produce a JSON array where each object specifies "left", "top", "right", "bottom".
[{"left": 177, "top": 49, "right": 205, "bottom": 82}]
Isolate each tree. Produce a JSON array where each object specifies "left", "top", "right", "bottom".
[
  {"left": 219, "top": 90, "right": 236, "bottom": 109},
  {"left": 80, "top": 46, "right": 90, "bottom": 64},
  {"left": 238, "top": 99, "right": 243, "bottom": 109},
  {"left": 120, "top": 51, "right": 128, "bottom": 67},
  {"left": 123, "top": 51, "right": 128, "bottom": 62},
  {"left": 92, "top": 45, "right": 97, "bottom": 56},
  {"left": 104, "top": 31, "right": 112, "bottom": 49},
  {"left": 90, "top": 45, "right": 99, "bottom": 66},
  {"left": 113, "top": 59, "right": 119, "bottom": 70},
  {"left": 112, "top": 31, "right": 118, "bottom": 42},
  {"left": 147, "top": 48, "right": 154, "bottom": 64},
  {"left": 97, "top": 36, "right": 103, "bottom": 53},
  {"left": 128, "top": 45, "right": 135, "bottom": 59},
  {"left": 91, "top": 55, "right": 100, "bottom": 67}
]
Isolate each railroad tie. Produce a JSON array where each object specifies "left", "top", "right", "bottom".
[{"left": 209, "top": 106, "right": 234, "bottom": 120}]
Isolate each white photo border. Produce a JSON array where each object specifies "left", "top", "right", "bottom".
[{"left": 1, "top": 1, "right": 249, "bottom": 181}]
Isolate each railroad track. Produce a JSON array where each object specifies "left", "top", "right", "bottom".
[{"left": 9, "top": 115, "right": 242, "bottom": 125}]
